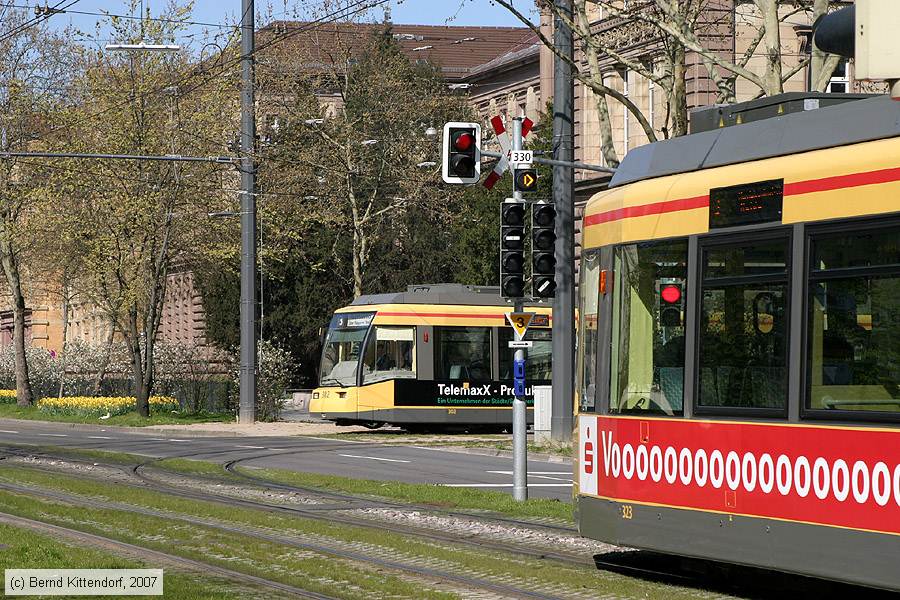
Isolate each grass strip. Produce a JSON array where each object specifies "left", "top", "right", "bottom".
[
  {"left": 0, "top": 485, "right": 457, "bottom": 600},
  {"left": 0, "top": 403, "right": 231, "bottom": 426},
  {"left": 235, "top": 464, "right": 575, "bottom": 522},
  {"left": 0, "top": 464, "right": 725, "bottom": 600},
  {"left": 0, "top": 521, "right": 261, "bottom": 599}
]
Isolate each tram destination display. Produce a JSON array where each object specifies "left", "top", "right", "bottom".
[{"left": 709, "top": 178, "right": 783, "bottom": 228}]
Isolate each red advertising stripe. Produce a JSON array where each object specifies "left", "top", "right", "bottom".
[
  {"left": 584, "top": 165, "right": 900, "bottom": 229},
  {"left": 583, "top": 195, "right": 709, "bottom": 227},
  {"left": 378, "top": 312, "right": 507, "bottom": 320},
  {"left": 783, "top": 165, "right": 900, "bottom": 196},
  {"left": 580, "top": 415, "right": 900, "bottom": 535}
]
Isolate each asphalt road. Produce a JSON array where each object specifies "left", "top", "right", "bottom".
[{"left": 0, "top": 420, "right": 573, "bottom": 501}]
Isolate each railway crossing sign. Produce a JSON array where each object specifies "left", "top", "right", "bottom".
[
  {"left": 506, "top": 312, "right": 535, "bottom": 341},
  {"left": 483, "top": 115, "right": 533, "bottom": 190}
]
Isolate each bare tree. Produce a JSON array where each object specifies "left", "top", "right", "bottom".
[
  {"left": 51, "top": 1, "right": 237, "bottom": 416},
  {"left": 495, "top": 0, "right": 844, "bottom": 166},
  {"left": 257, "top": 27, "right": 471, "bottom": 298},
  {"left": 0, "top": 6, "right": 77, "bottom": 405}
]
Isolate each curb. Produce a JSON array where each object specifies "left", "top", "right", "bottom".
[
  {"left": 0, "top": 418, "right": 234, "bottom": 438},
  {"left": 434, "top": 445, "right": 572, "bottom": 465}
]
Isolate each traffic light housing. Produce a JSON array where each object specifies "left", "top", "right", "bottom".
[
  {"left": 500, "top": 199, "right": 526, "bottom": 298},
  {"left": 659, "top": 282, "right": 683, "bottom": 328},
  {"left": 441, "top": 122, "right": 481, "bottom": 185},
  {"left": 531, "top": 201, "right": 557, "bottom": 298}
]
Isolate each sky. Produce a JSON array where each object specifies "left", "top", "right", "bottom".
[{"left": 40, "top": 0, "right": 536, "bottom": 43}]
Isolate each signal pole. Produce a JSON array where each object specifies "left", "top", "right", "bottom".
[
  {"left": 511, "top": 117, "right": 528, "bottom": 502},
  {"left": 239, "top": 0, "right": 257, "bottom": 424},
  {"left": 551, "top": 0, "right": 575, "bottom": 442}
]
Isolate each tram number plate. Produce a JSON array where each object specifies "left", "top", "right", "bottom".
[
  {"left": 508, "top": 341, "right": 533, "bottom": 348},
  {"left": 620, "top": 504, "right": 633, "bottom": 520}
]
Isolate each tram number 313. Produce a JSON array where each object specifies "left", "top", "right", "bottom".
[{"left": 620, "top": 504, "right": 633, "bottom": 520}]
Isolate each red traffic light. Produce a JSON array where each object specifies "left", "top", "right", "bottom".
[
  {"left": 452, "top": 131, "right": 474, "bottom": 151},
  {"left": 661, "top": 285, "right": 682, "bottom": 304}
]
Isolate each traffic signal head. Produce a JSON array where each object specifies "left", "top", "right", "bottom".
[
  {"left": 500, "top": 199, "right": 526, "bottom": 298},
  {"left": 531, "top": 202, "right": 557, "bottom": 299},
  {"left": 659, "top": 283, "right": 683, "bottom": 327},
  {"left": 442, "top": 122, "right": 481, "bottom": 184}
]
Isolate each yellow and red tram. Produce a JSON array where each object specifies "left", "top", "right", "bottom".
[
  {"left": 310, "top": 284, "right": 552, "bottom": 432},
  {"left": 575, "top": 95, "right": 900, "bottom": 590}
]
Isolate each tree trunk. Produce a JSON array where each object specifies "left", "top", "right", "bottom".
[
  {"left": 93, "top": 320, "right": 115, "bottom": 396},
  {"left": 0, "top": 240, "right": 33, "bottom": 406},
  {"left": 757, "top": 0, "right": 784, "bottom": 95},
  {"left": 810, "top": 0, "right": 840, "bottom": 92},
  {"left": 127, "top": 305, "right": 150, "bottom": 418},
  {"left": 57, "top": 282, "right": 70, "bottom": 399},
  {"left": 671, "top": 44, "right": 689, "bottom": 137},
  {"left": 593, "top": 84, "right": 619, "bottom": 168}
]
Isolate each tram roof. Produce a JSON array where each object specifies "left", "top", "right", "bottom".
[
  {"left": 346, "top": 284, "right": 514, "bottom": 308},
  {"left": 609, "top": 94, "right": 900, "bottom": 188}
]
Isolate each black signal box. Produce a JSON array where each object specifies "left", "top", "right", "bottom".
[{"left": 513, "top": 168, "right": 538, "bottom": 193}]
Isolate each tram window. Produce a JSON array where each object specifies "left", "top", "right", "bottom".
[
  {"left": 319, "top": 312, "right": 374, "bottom": 387},
  {"left": 578, "top": 251, "right": 601, "bottom": 412},
  {"left": 697, "top": 238, "right": 789, "bottom": 411},
  {"left": 362, "top": 326, "right": 416, "bottom": 384},
  {"left": 433, "top": 327, "right": 492, "bottom": 381},
  {"left": 499, "top": 328, "right": 552, "bottom": 381},
  {"left": 807, "top": 227, "right": 900, "bottom": 414},
  {"left": 609, "top": 241, "right": 687, "bottom": 415}
]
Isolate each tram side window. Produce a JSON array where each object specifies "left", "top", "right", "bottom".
[
  {"left": 499, "top": 328, "right": 552, "bottom": 381},
  {"left": 807, "top": 226, "right": 900, "bottom": 414},
  {"left": 434, "top": 327, "right": 492, "bottom": 381},
  {"left": 362, "top": 326, "right": 416, "bottom": 384},
  {"left": 609, "top": 241, "right": 687, "bottom": 415},
  {"left": 697, "top": 238, "right": 789, "bottom": 411},
  {"left": 577, "top": 251, "right": 600, "bottom": 412}
]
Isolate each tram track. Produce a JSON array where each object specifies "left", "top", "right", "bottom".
[
  {"left": 220, "top": 450, "right": 577, "bottom": 533},
  {"left": 0, "top": 477, "right": 575, "bottom": 600},
  {"left": 3, "top": 445, "right": 849, "bottom": 599},
  {"left": 0, "top": 510, "right": 337, "bottom": 599}
]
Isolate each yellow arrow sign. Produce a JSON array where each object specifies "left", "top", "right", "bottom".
[{"left": 506, "top": 312, "right": 535, "bottom": 341}]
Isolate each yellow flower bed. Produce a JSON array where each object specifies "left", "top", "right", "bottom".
[
  {"left": 0, "top": 389, "right": 16, "bottom": 404},
  {"left": 37, "top": 395, "right": 179, "bottom": 417}
]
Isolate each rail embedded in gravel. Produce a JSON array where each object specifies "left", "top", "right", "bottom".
[
  {"left": 0, "top": 476, "right": 583, "bottom": 600},
  {"left": 0, "top": 511, "right": 336, "bottom": 600},
  {"left": 220, "top": 451, "right": 577, "bottom": 532}
]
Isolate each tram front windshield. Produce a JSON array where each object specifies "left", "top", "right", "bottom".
[{"left": 319, "top": 312, "right": 374, "bottom": 387}]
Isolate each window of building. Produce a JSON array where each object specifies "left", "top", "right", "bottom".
[
  {"left": 434, "top": 327, "right": 492, "bottom": 381},
  {"left": 610, "top": 241, "right": 687, "bottom": 414},
  {"left": 362, "top": 326, "right": 416, "bottom": 384},
  {"left": 500, "top": 327, "right": 552, "bottom": 382},
  {"left": 807, "top": 225, "right": 900, "bottom": 414},
  {"left": 577, "top": 251, "right": 601, "bottom": 412},
  {"left": 697, "top": 237, "right": 789, "bottom": 411},
  {"left": 827, "top": 59, "right": 849, "bottom": 94}
]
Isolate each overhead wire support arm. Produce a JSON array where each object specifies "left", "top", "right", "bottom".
[
  {"left": 0, "top": 151, "right": 236, "bottom": 163},
  {"left": 478, "top": 148, "right": 616, "bottom": 174}
]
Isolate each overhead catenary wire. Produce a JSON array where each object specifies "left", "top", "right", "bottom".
[
  {"left": 0, "top": 0, "right": 79, "bottom": 44},
  {"left": 41, "top": 0, "right": 389, "bottom": 139}
]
